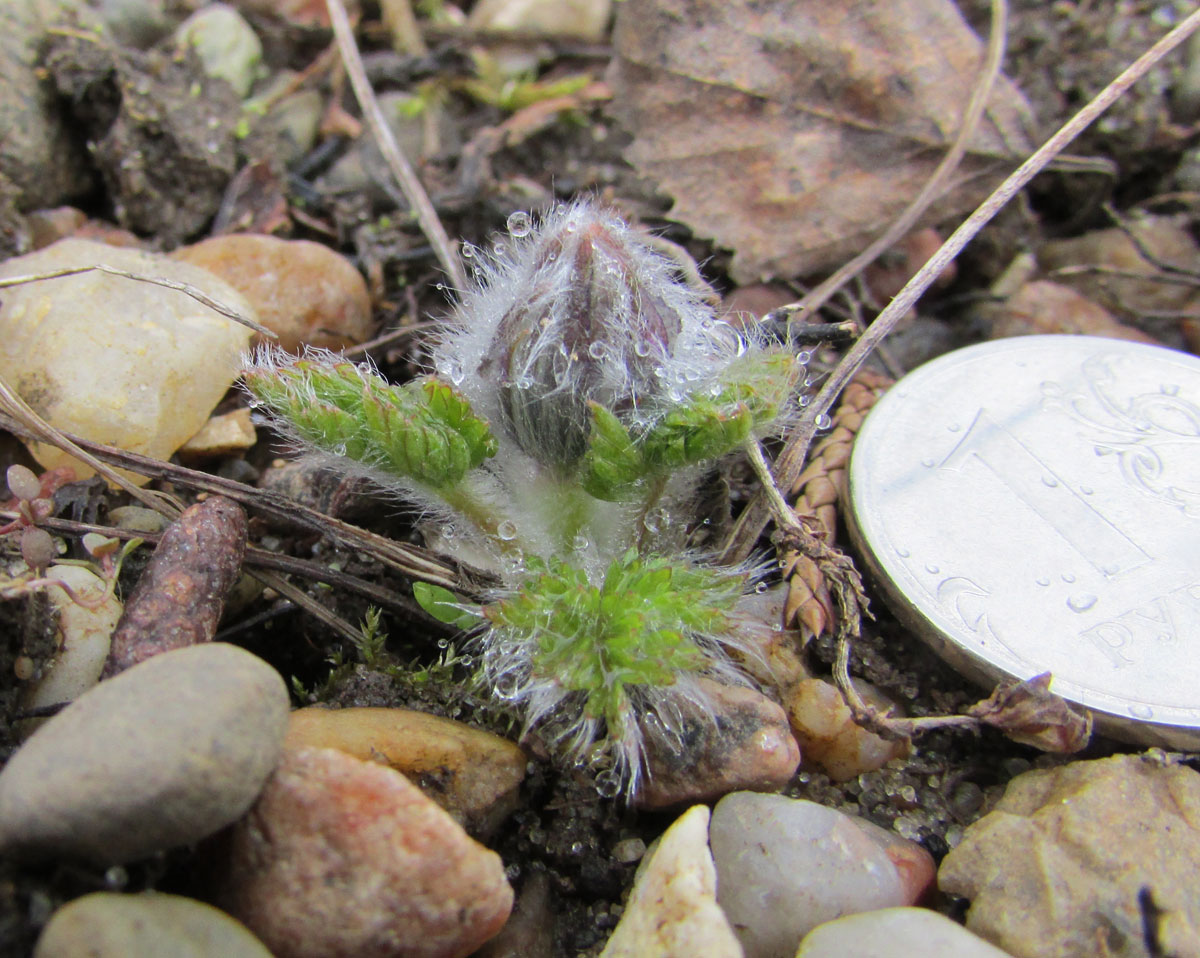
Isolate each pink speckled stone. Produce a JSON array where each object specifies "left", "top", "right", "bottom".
[{"left": 216, "top": 746, "right": 513, "bottom": 958}]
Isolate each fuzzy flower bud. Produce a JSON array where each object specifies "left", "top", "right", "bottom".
[{"left": 437, "top": 203, "right": 753, "bottom": 474}]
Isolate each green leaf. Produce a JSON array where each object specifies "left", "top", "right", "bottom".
[
  {"left": 580, "top": 402, "right": 648, "bottom": 500},
  {"left": 483, "top": 551, "right": 743, "bottom": 732},
  {"left": 245, "top": 361, "right": 497, "bottom": 490},
  {"left": 413, "top": 581, "right": 482, "bottom": 629}
]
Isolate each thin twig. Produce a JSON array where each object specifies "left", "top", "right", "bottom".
[
  {"left": 832, "top": 632, "right": 979, "bottom": 739},
  {"left": 742, "top": 439, "right": 802, "bottom": 535},
  {"left": 249, "top": 567, "right": 364, "bottom": 644},
  {"left": 342, "top": 319, "right": 444, "bottom": 359},
  {"left": 0, "top": 266, "right": 275, "bottom": 339},
  {"left": 325, "top": 0, "right": 467, "bottom": 291},
  {"left": 721, "top": 2, "right": 1200, "bottom": 565}
]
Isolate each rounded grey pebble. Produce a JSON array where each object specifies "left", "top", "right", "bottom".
[
  {"left": 0, "top": 643, "right": 289, "bottom": 864},
  {"left": 34, "top": 892, "right": 274, "bottom": 958}
]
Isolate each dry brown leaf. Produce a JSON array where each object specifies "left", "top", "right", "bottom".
[
  {"left": 1037, "top": 214, "right": 1200, "bottom": 322},
  {"left": 965, "top": 671, "right": 1092, "bottom": 753},
  {"left": 987, "top": 279, "right": 1160, "bottom": 343},
  {"left": 607, "top": 0, "right": 1037, "bottom": 283}
]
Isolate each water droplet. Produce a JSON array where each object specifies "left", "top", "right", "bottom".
[
  {"left": 1042, "top": 476, "right": 1058, "bottom": 488},
  {"left": 494, "top": 674, "right": 521, "bottom": 700},
  {"left": 506, "top": 211, "right": 532, "bottom": 237},
  {"left": 571, "top": 534, "right": 590, "bottom": 551},
  {"left": 461, "top": 242, "right": 477, "bottom": 259},
  {"left": 594, "top": 769, "right": 622, "bottom": 798},
  {"left": 437, "top": 638, "right": 449, "bottom": 648},
  {"left": 1066, "top": 593, "right": 1098, "bottom": 613},
  {"left": 1036, "top": 576, "right": 1050, "bottom": 587},
  {"left": 634, "top": 341, "right": 651, "bottom": 358},
  {"left": 1080, "top": 485, "right": 1093, "bottom": 495},
  {"left": 814, "top": 413, "right": 833, "bottom": 431},
  {"left": 1163, "top": 383, "right": 1179, "bottom": 396},
  {"left": 947, "top": 423, "right": 961, "bottom": 433},
  {"left": 924, "top": 563, "right": 940, "bottom": 574},
  {"left": 439, "top": 359, "right": 465, "bottom": 385},
  {"left": 588, "top": 341, "right": 608, "bottom": 360},
  {"left": 895, "top": 547, "right": 910, "bottom": 558},
  {"left": 797, "top": 394, "right": 811, "bottom": 408},
  {"left": 755, "top": 581, "right": 769, "bottom": 594},
  {"left": 497, "top": 520, "right": 518, "bottom": 541},
  {"left": 1061, "top": 573, "right": 1075, "bottom": 583},
  {"left": 796, "top": 350, "right": 812, "bottom": 364},
  {"left": 1129, "top": 703, "right": 1154, "bottom": 720},
  {"left": 920, "top": 458, "right": 935, "bottom": 468}
]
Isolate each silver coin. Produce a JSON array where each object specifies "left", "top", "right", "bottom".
[{"left": 846, "top": 335, "right": 1200, "bottom": 748}]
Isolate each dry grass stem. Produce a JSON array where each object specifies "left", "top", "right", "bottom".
[
  {"left": 721, "top": 0, "right": 1007, "bottom": 563},
  {"left": 0, "top": 266, "right": 276, "bottom": 339},
  {"left": 325, "top": 0, "right": 467, "bottom": 291}
]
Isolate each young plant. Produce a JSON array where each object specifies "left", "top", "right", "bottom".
[{"left": 245, "top": 201, "right": 802, "bottom": 797}]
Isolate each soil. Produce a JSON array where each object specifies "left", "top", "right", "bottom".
[{"left": 1, "top": 2, "right": 1199, "bottom": 956}]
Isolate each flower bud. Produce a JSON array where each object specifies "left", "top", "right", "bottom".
[{"left": 441, "top": 203, "right": 729, "bottom": 471}]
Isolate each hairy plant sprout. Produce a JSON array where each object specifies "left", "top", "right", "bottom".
[{"left": 244, "top": 201, "right": 803, "bottom": 797}]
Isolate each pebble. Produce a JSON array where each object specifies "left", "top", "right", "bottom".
[
  {"left": 284, "top": 706, "right": 527, "bottom": 835},
  {"left": 172, "top": 3, "right": 264, "bottom": 99},
  {"left": 637, "top": 678, "right": 801, "bottom": 810},
  {"left": 939, "top": 754, "right": 1200, "bottom": 958},
  {"left": 988, "top": 280, "right": 1156, "bottom": 343},
  {"left": 467, "top": 0, "right": 612, "bottom": 41},
  {"left": 599, "top": 805, "right": 742, "bottom": 958},
  {"left": 709, "top": 792, "right": 920, "bottom": 958},
  {"left": 178, "top": 407, "right": 257, "bottom": 457},
  {"left": 172, "top": 234, "right": 373, "bottom": 352},
  {"left": 94, "top": 0, "right": 174, "bottom": 49},
  {"left": 214, "top": 745, "right": 513, "bottom": 958},
  {"left": 34, "top": 892, "right": 273, "bottom": 958},
  {"left": 20, "top": 564, "right": 122, "bottom": 729},
  {"left": 0, "top": 239, "right": 254, "bottom": 484},
  {"left": 474, "top": 870, "right": 555, "bottom": 958},
  {"left": 0, "top": 0, "right": 95, "bottom": 211},
  {"left": 794, "top": 907, "right": 1015, "bottom": 958},
  {"left": 0, "top": 643, "right": 289, "bottom": 864},
  {"left": 783, "top": 677, "right": 908, "bottom": 782},
  {"left": 1038, "top": 216, "right": 1200, "bottom": 325}
]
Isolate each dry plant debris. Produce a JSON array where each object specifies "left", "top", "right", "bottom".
[
  {"left": 607, "top": 0, "right": 1036, "bottom": 282},
  {"left": 102, "top": 496, "right": 248, "bottom": 677}
]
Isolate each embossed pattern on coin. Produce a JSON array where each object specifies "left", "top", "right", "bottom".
[{"left": 847, "top": 336, "right": 1200, "bottom": 747}]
